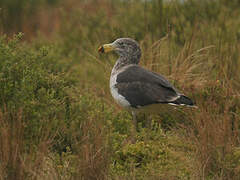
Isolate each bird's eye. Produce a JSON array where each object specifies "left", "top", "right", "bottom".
[{"left": 118, "top": 42, "right": 123, "bottom": 46}]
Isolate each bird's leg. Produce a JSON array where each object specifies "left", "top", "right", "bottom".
[
  {"left": 146, "top": 114, "right": 152, "bottom": 129},
  {"left": 132, "top": 111, "right": 137, "bottom": 131},
  {"left": 130, "top": 111, "right": 137, "bottom": 143}
]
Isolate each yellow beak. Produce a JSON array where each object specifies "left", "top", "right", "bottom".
[{"left": 98, "top": 43, "right": 116, "bottom": 53}]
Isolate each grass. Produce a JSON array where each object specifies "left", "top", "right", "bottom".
[{"left": 0, "top": 0, "right": 240, "bottom": 179}]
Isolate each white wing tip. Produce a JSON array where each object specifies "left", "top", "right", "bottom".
[{"left": 168, "top": 103, "right": 198, "bottom": 108}]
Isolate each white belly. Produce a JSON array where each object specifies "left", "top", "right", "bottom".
[{"left": 110, "top": 74, "right": 131, "bottom": 108}]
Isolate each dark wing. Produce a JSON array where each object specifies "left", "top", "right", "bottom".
[
  {"left": 115, "top": 65, "right": 180, "bottom": 108},
  {"left": 117, "top": 65, "right": 177, "bottom": 90}
]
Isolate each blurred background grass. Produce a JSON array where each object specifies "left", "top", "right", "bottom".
[{"left": 0, "top": 0, "right": 240, "bottom": 179}]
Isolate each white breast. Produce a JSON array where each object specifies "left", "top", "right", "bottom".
[{"left": 110, "top": 73, "right": 131, "bottom": 108}]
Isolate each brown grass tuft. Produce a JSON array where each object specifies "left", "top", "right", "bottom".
[
  {"left": 0, "top": 108, "right": 53, "bottom": 180},
  {"left": 76, "top": 116, "right": 110, "bottom": 180},
  {"left": 0, "top": 108, "right": 25, "bottom": 180},
  {"left": 187, "top": 90, "right": 240, "bottom": 179}
]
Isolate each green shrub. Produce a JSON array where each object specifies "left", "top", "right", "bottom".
[{"left": 0, "top": 33, "right": 77, "bottom": 179}]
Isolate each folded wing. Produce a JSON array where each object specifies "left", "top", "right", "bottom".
[{"left": 115, "top": 65, "right": 194, "bottom": 108}]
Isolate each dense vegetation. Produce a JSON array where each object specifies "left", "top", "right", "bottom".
[{"left": 0, "top": 0, "right": 240, "bottom": 179}]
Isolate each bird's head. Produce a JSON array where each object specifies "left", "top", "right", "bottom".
[{"left": 98, "top": 38, "right": 141, "bottom": 63}]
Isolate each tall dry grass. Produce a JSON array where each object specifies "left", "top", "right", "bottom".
[
  {"left": 77, "top": 116, "right": 110, "bottom": 180},
  {"left": 0, "top": 109, "right": 25, "bottom": 180},
  {"left": 0, "top": 108, "right": 52, "bottom": 180},
  {"left": 139, "top": 28, "right": 240, "bottom": 178}
]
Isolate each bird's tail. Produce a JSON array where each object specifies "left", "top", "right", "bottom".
[{"left": 170, "top": 95, "right": 196, "bottom": 107}]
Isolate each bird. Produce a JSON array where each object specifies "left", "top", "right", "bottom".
[{"left": 98, "top": 38, "right": 195, "bottom": 129}]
